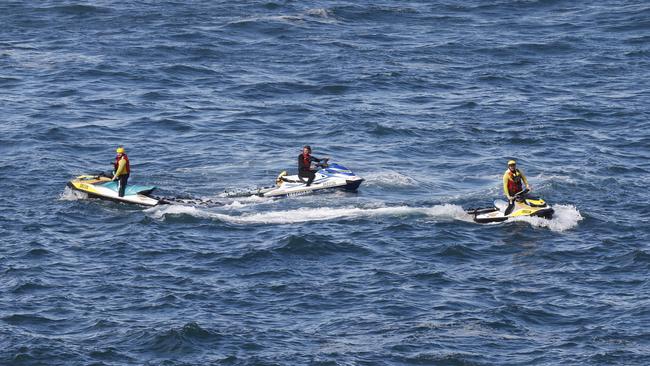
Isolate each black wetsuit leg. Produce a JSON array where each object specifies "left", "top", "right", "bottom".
[
  {"left": 118, "top": 174, "right": 129, "bottom": 197},
  {"left": 299, "top": 171, "right": 315, "bottom": 186}
]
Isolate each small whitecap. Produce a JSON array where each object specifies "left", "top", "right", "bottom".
[{"left": 363, "top": 171, "right": 417, "bottom": 187}]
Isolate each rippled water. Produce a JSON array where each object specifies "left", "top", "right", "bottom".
[{"left": 2, "top": 1, "right": 649, "bottom": 365}]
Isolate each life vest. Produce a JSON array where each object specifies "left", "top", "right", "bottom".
[
  {"left": 114, "top": 154, "right": 131, "bottom": 175},
  {"left": 507, "top": 169, "right": 523, "bottom": 195},
  {"left": 302, "top": 154, "right": 311, "bottom": 170}
]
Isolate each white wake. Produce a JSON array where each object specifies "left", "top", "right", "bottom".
[
  {"left": 509, "top": 204, "right": 583, "bottom": 232},
  {"left": 58, "top": 186, "right": 87, "bottom": 201},
  {"left": 146, "top": 204, "right": 472, "bottom": 225}
]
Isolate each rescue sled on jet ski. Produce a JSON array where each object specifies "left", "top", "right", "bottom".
[
  {"left": 225, "top": 161, "right": 364, "bottom": 198},
  {"left": 67, "top": 173, "right": 164, "bottom": 206},
  {"left": 466, "top": 189, "right": 553, "bottom": 223}
]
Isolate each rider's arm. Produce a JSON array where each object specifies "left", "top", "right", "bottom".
[
  {"left": 520, "top": 169, "right": 530, "bottom": 188},
  {"left": 503, "top": 172, "right": 511, "bottom": 199}
]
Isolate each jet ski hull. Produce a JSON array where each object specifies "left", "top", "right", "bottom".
[
  {"left": 531, "top": 207, "right": 554, "bottom": 219},
  {"left": 262, "top": 177, "right": 364, "bottom": 197},
  {"left": 343, "top": 178, "right": 363, "bottom": 191},
  {"left": 67, "top": 175, "right": 163, "bottom": 206}
]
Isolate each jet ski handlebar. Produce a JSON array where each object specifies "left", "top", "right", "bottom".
[
  {"left": 514, "top": 188, "right": 530, "bottom": 197},
  {"left": 315, "top": 158, "right": 330, "bottom": 169},
  {"left": 509, "top": 189, "right": 530, "bottom": 203},
  {"left": 91, "top": 171, "right": 113, "bottom": 179}
]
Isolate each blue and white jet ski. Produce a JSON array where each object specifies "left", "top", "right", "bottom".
[{"left": 226, "top": 162, "right": 364, "bottom": 198}]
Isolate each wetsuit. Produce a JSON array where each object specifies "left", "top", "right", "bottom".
[
  {"left": 298, "top": 153, "right": 322, "bottom": 186},
  {"left": 114, "top": 155, "right": 130, "bottom": 197},
  {"left": 503, "top": 168, "right": 528, "bottom": 200}
]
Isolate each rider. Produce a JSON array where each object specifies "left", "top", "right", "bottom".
[
  {"left": 112, "top": 146, "right": 131, "bottom": 197},
  {"left": 298, "top": 145, "right": 326, "bottom": 186},
  {"left": 503, "top": 159, "right": 531, "bottom": 202}
]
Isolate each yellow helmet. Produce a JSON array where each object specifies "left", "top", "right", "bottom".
[
  {"left": 508, "top": 160, "right": 516, "bottom": 165},
  {"left": 116, "top": 146, "right": 125, "bottom": 154}
]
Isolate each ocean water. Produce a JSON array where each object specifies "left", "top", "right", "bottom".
[{"left": 1, "top": 1, "right": 649, "bottom": 365}]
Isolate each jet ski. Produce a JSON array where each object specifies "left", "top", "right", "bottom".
[
  {"left": 225, "top": 162, "right": 364, "bottom": 198},
  {"left": 466, "top": 189, "right": 554, "bottom": 223},
  {"left": 66, "top": 173, "right": 164, "bottom": 206}
]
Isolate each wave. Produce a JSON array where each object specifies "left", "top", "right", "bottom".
[
  {"left": 22, "top": 248, "right": 50, "bottom": 258},
  {"left": 534, "top": 173, "right": 578, "bottom": 185},
  {"left": 161, "top": 64, "right": 221, "bottom": 77},
  {"left": 11, "top": 281, "right": 54, "bottom": 294},
  {"left": 2, "top": 313, "right": 62, "bottom": 326},
  {"left": 227, "top": 7, "right": 338, "bottom": 28},
  {"left": 438, "top": 243, "right": 480, "bottom": 259},
  {"left": 237, "top": 80, "right": 350, "bottom": 97},
  {"left": 305, "top": 8, "right": 335, "bottom": 20},
  {"left": 88, "top": 347, "right": 134, "bottom": 363},
  {"left": 531, "top": 173, "right": 580, "bottom": 192},
  {"left": 130, "top": 117, "right": 194, "bottom": 133},
  {"left": 217, "top": 237, "right": 373, "bottom": 268},
  {"left": 43, "top": 4, "right": 112, "bottom": 16},
  {"left": 366, "top": 122, "right": 419, "bottom": 137},
  {"left": 131, "top": 322, "right": 222, "bottom": 356},
  {"left": 274, "top": 234, "right": 371, "bottom": 256},
  {"left": 399, "top": 351, "right": 483, "bottom": 365}
]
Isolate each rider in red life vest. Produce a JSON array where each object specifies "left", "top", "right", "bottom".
[
  {"left": 502, "top": 160, "right": 531, "bottom": 201},
  {"left": 112, "top": 146, "right": 131, "bottom": 197},
  {"left": 298, "top": 145, "right": 327, "bottom": 186}
]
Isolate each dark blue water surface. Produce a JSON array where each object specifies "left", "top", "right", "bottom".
[{"left": 2, "top": 1, "right": 650, "bottom": 365}]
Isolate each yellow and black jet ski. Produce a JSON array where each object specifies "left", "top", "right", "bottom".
[
  {"left": 466, "top": 189, "right": 553, "bottom": 223},
  {"left": 67, "top": 174, "right": 164, "bottom": 206}
]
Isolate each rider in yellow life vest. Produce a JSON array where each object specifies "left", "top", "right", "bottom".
[
  {"left": 112, "top": 146, "right": 131, "bottom": 197},
  {"left": 503, "top": 160, "right": 531, "bottom": 201}
]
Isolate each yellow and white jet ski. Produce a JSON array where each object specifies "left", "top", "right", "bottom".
[
  {"left": 67, "top": 174, "right": 163, "bottom": 206},
  {"left": 466, "top": 189, "right": 553, "bottom": 223}
]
